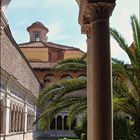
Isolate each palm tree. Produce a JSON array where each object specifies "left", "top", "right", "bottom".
[
  {"left": 110, "top": 15, "right": 140, "bottom": 137},
  {"left": 36, "top": 58, "right": 87, "bottom": 130},
  {"left": 36, "top": 14, "right": 140, "bottom": 138}
]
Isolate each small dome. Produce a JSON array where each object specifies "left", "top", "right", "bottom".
[
  {"left": 27, "top": 21, "right": 49, "bottom": 42},
  {"left": 27, "top": 21, "right": 49, "bottom": 32},
  {"left": 31, "top": 21, "right": 45, "bottom": 27}
]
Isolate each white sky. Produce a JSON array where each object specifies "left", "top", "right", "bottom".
[{"left": 5, "top": 0, "right": 139, "bottom": 63}]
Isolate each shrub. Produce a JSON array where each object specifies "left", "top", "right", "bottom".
[{"left": 113, "top": 116, "right": 139, "bottom": 140}]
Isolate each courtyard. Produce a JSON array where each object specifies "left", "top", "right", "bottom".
[{"left": 0, "top": 0, "right": 139, "bottom": 140}]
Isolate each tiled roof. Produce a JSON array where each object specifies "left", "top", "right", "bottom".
[
  {"left": 30, "top": 62, "right": 56, "bottom": 69},
  {"left": 19, "top": 41, "right": 82, "bottom": 51},
  {"left": 19, "top": 42, "right": 44, "bottom": 47},
  {"left": 43, "top": 42, "right": 80, "bottom": 50}
]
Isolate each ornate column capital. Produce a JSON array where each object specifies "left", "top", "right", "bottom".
[
  {"left": 78, "top": 1, "right": 116, "bottom": 37},
  {"left": 87, "top": 2, "right": 116, "bottom": 21}
]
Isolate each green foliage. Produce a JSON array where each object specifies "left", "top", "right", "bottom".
[
  {"left": 74, "top": 114, "right": 87, "bottom": 139},
  {"left": 55, "top": 58, "right": 87, "bottom": 72},
  {"left": 111, "top": 15, "right": 140, "bottom": 138},
  {"left": 113, "top": 116, "right": 139, "bottom": 140},
  {"left": 36, "top": 78, "right": 87, "bottom": 129}
]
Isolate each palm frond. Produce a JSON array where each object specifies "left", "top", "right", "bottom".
[
  {"left": 38, "top": 79, "right": 87, "bottom": 106},
  {"left": 67, "top": 103, "right": 87, "bottom": 125},
  {"left": 131, "top": 15, "right": 140, "bottom": 52},
  {"left": 55, "top": 58, "right": 87, "bottom": 72},
  {"left": 110, "top": 27, "right": 134, "bottom": 61}
]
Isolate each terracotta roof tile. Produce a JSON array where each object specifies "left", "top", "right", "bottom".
[
  {"left": 30, "top": 62, "right": 56, "bottom": 69},
  {"left": 19, "top": 41, "right": 82, "bottom": 51},
  {"left": 19, "top": 41, "right": 44, "bottom": 47}
]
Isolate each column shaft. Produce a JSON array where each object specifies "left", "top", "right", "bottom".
[
  {"left": 87, "top": 19, "right": 112, "bottom": 140},
  {"left": 5, "top": 96, "right": 10, "bottom": 134}
]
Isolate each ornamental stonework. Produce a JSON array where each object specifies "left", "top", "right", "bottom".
[{"left": 87, "top": 2, "right": 116, "bottom": 20}]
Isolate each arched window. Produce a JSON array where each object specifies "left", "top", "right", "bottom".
[
  {"left": 50, "top": 118, "right": 55, "bottom": 130},
  {"left": 64, "top": 116, "right": 69, "bottom": 130},
  {"left": 78, "top": 74, "right": 87, "bottom": 80},
  {"left": 44, "top": 74, "right": 56, "bottom": 88},
  {"left": 60, "top": 74, "right": 72, "bottom": 80},
  {"left": 0, "top": 100, "right": 4, "bottom": 134},
  {"left": 57, "top": 116, "right": 62, "bottom": 130},
  {"left": 70, "top": 119, "right": 76, "bottom": 130}
]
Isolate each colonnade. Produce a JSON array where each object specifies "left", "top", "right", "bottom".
[
  {"left": 49, "top": 115, "right": 76, "bottom": 131},
  {"left": 0, "top": 100, "right": 35, "bottom": 135},
  {"left": 9, "top": 104, "right": 24, "bottom": 133}
]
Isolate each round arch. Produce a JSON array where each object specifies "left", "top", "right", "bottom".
[
  {"left": 44, "top": 74, "right": 56, "bottom": 87},
  {"left": 64, "top": 116, "right": 69, "bottom": 130},
  {"left": 70, "top": 119, "right": 76, "bottom": 130},
  {"left": 57, "top": 115, "right": 62, "bottom": 130},
  {"left": 50, "top": 118, "right": 56, "bottom": 130}
]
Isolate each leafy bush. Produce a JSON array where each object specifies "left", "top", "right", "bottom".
[
  {"left": 113, "top": 116, "right": 139, "bottom": 140},
  {"left": 74, "top": 115, "right": 87, "bottom": 139}
]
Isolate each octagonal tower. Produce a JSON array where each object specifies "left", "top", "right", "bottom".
[{"left": 27, "top": 22, "right": 49, "bottom": 42}]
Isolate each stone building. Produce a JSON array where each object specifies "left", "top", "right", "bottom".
[
  {"left": 19, "top": 22, "right": 86, "bottom": 137},
  {"left": 0, "top": 1, "right": 40, "bottom": 140}
]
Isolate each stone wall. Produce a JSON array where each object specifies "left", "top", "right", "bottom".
[{"left": 1, "top": 15, "right": 40, "bottom": 97}]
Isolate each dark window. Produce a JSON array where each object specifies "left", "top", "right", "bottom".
[
  {"left": 70, "top": 119, "right": 76, "bottom": 130},
  {"left": 57, "top": 116, "right": 62, "bottom": 130},
  {"left": 50, "top": 118, "right": 55, "bottom": 130},
  {"left": 64, "top": 116, "right": 69, "bottom": 130},
  {"left": 34, "top": 31, "right": 40, "bottom": 41}
]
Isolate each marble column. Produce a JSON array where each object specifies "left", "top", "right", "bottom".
[
  {"left": 5, "top": 95, "right": 11, "bottom": 134},
  {"left": 24, "top": 103, "right": 28, "bottom": 132},
  {"left": 85, "top": 3, "right": 115, "bottom": 140}
]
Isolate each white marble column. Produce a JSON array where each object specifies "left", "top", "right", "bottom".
[
  {"left": 5, "top": 95, "right": 11, "bottom": 134},
  {"left": 24, "top": 103, "right": 28, "bottom": 132}
]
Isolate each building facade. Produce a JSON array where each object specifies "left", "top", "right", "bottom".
[
  {"left": 0, "top": 2, "right": 40, "bottom": 140},
  {"left": 1, "top": 0, "right": 86, "bottom": 138}
]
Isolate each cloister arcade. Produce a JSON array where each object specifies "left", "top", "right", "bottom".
[{"left": 49, "top": 115, "right": 76, "bottom": 131}]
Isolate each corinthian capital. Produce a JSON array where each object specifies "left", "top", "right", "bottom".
[{"left": 87, "top": 2, "right": 116, "bottom": 20}]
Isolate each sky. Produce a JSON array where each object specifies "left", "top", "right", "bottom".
[{"left": 5, "top": 0, "right": 139, "bottom": 63}]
